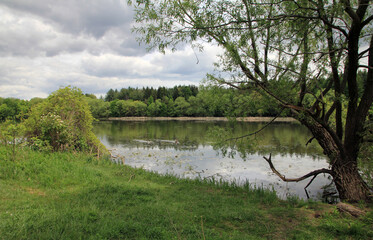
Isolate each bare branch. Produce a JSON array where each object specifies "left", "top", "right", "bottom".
[
  {"left": 358, "top": 47, "right": 371, "bottom": 59},
  {"left": 358, "top": 65, "right": 373, "bottom": 70},
  {"left": 305, "top": 136, "right": 315, "bottom": 146},
  {"left": 225, "top": 108, "right": 284, "bottom": 142},
  {"left": 263, "top": 154, "right": 333, "bottom": 182},
  {"left": 362, "top": 14, "right": 373, "bottom": 27},
  {"left": 343, "top": 0, "right": 360, "bottom": 22}
]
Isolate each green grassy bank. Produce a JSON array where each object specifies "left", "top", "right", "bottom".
[{"left": 0, "top": 146, "right": 372, "bottom": 239}]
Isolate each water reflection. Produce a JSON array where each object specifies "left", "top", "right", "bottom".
[{"left": 93, "top": 120, "right": 336, "bottom": 201}]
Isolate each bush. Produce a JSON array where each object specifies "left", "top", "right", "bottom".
[
  {"left": 24, "top": 86, "right": 106, "bottom": 154},
  {"left": 0, "top": 120, "right": 25, "bottom": 146}
]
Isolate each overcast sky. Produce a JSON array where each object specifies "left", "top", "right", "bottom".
[{"left": 0, "top": 0, "right": 222, "bottom": 99}]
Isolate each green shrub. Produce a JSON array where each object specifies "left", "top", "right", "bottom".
[
  {"left": 24, "top": 86, "right": 106, "bottom": 154},
  {"left": 0, "top": 120, "right": 24, "bottom": 146}
]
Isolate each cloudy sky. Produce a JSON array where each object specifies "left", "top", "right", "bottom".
[{"left": 0, "top": 0, "right": 222, "bottom": 99}]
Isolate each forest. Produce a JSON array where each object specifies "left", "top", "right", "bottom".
[
  {"left": 94, "top": 85, "right": 285, "bottom": 118},
  {"left": 0, "top": 85, "right": 286, "bottom": 120},
  {"left": 1, "top": 70, "right": 368, "bottom": 121}
]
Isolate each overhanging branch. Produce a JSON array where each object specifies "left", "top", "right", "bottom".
[
  {"left": 263, "top": 153, "right": 333, "bottom": 182},
  {"left": 225, "top": 108, "right": 285, "bottom": 142}
]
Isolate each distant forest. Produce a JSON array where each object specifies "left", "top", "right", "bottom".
[
  {"left": 6, "top": 71, "right": 368, "bottom": 121},
  {"left": 85, "top": 71, "right": 368, "bottom": 119},
  {"left": 0, "top": 85, "right": 286, "bottom": 121},
  {"left": 87, "top": 85, "right": 285, "bottom": 119}
]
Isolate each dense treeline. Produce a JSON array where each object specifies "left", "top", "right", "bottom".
[
  {"left": 86, "top": 85, "right": 284, "bottom": 119},
  {"left": 0, "top": 85, "right": 284, "bottom": 121},
  {"left": 0, "top": 72, "right": 369, "bottom": 121},
  {"left": 105, "top": 85, "right": 199, "bottom": 102},
  {"left": 0, "top": 97, "right": 43, "bottom": 122},
  {"left": 90, "top": 71, "right": 368, "bottom": 119}
]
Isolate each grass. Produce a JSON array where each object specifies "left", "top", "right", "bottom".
[{"left": 0, "top": 145, "right": 372, "bottom": 239}]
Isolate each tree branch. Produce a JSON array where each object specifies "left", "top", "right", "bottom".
[
  {"left": 362, "top": 14, "right": 373, "bottom": 27},
  {"left": 343, "top": 0, "right": 360, "bottom": 22},
  {"left": 305, "top": 136, "right": 315, "bottom": 146},
  {"left": 263, "top": 153, "right": 333, "bottom": 182},
  {"left": 225, "top": 108, "right": 284, "bottom": 142},
  {"left": 358, "top": 65, "right": 373, "bottom": 70}
]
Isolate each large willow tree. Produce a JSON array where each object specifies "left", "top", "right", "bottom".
[{"left": 128, "top": 0, "right": 373, "bottom": 202}]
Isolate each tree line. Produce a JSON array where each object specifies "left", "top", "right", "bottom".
[
  {"left": 105, "top": 85, "right": 199, "bottom": 102},
  {"left": 87, "top": 85, "right": 284, "bottom": 119},
  {"left": 0, "top": 85, "right": 283, "bottom": 121},
  {"left": 1, "top": 74, "right": 369, "bottom": 121}
]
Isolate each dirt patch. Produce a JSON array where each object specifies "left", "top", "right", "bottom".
[
  {"left": 25, "top": 187, "right": 46, "bottom": 197},
  {"left": 106, "top": 117, "right": 297, "bottom": 122}
]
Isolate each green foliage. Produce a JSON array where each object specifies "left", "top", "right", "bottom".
[
  {"left": 105, "top": 85, "right": 199, "bottom": 103},
  {"left": 28, "top": 137, "right": 52, "bottom": 152},
  {"left": 86, "top": 97, "right": 110, "bottom": 119},
  {"left": 174, "top": 96, "right": 191, "bottom": 116},
  {"left": 0, "top": 120, "right": 24, "bottom": 146},
  {"left": 0, "top": 98, "right": 30, "bottom": 122},
  {"left": 101, "top": 85, "right": 285, "bottom": 118},
  {"left": 24, "top": 86, "right": 106, "bottom": 153},
  {"left": 0, "top": 120, "right": 26, "bottom": 161},
  {"left": 146, "top": 99, "right": 162, "bottom": 116}
]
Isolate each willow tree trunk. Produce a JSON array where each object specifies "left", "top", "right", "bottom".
[
  {"left": 297, "top": 113, "right": 371, "bottom": 202},
  {"left": 332, "top": 158, "right": 371, "bottom": 202}
]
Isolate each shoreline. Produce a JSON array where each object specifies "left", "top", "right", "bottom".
[{"left": 106, "top": 116, "right": 297, "bottom": 122}]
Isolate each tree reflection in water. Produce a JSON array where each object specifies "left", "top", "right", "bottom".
[{"left": 94, "top": 120, "right": 336, "bottom": 201}]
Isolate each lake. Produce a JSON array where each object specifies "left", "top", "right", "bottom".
[{"left": 93, "top": 120, "right": 337, "bottom": 201}]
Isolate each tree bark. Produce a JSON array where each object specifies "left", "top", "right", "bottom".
[
  {"left": 332, "top": 159, "right": 371, "bottom": 202},
  {"left": 296, "top": 112, "right": 371, "bottom": 202},
  {"left": 336, "top": 202, "right": 366, "bottom": 217}
]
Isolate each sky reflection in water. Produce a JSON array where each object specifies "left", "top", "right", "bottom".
[{"left": 94, "top": 121, "right": 335, "bottom": 201}]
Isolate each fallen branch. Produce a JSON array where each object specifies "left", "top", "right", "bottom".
[{"left": 336, "top": 202, "right": 366, "bottom": 217}]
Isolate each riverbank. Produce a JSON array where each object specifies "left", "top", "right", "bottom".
[
  {"left": 107, "top": 116, "right": 297, "bottom": 122},
  {"left": 0, "top": 146, "right": 372, "bottom": 239}
]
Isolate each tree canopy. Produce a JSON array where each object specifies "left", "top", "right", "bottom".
[{"left": 128, "top": 0, "right": 373, "bottom": 202}]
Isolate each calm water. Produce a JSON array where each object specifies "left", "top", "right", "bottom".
[{"left": 93, "top": 120, "right": 336, "bottom": 201}]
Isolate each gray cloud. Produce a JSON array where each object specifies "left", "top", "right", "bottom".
[
  {"left": 0, "top": 1, "right": 142, "bottom": 58},
  {"left": 1, "top": 0, "right": 132, "bottom": 38},
  {"left": 0, "top": 1, "right": 220, "bottom": 99}
]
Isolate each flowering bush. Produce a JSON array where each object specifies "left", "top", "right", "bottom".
[{"left": 38, "top": 113, "right": 70, "bottom": 151}]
